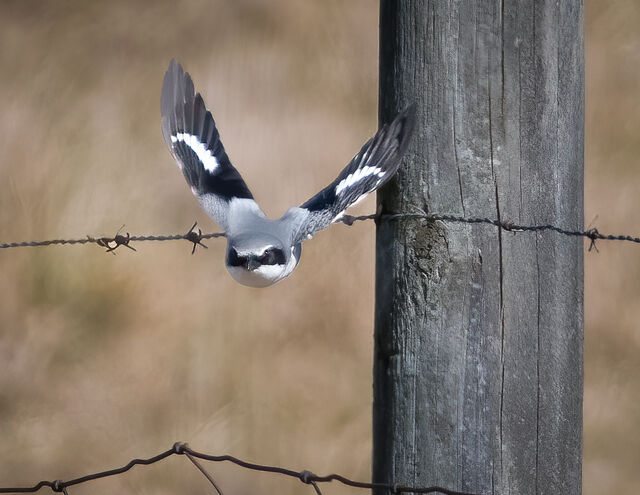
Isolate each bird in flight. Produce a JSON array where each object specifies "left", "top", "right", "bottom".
[{"left": 161, "top": 60, "right": 415, "bottom": 287}]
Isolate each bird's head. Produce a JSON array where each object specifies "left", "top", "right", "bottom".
[{"left": 225, "top": 233, "right": 300, "bottom": 288}]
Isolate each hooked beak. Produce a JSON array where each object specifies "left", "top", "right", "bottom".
[{"left": 246, "top": 257, "right": 261, "bottom": 271}]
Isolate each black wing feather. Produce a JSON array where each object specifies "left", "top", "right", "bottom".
[
  {"left": 294, "top": 105, "right": 416, "bottom": 242},
  {"left": 161, "top": 60, "right": 253, "bottom": 201}
]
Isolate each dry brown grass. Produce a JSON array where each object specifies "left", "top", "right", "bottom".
[
  {"left": 585, "top": 1, "right": 640, "bottom": 493},
  {"left": 0, "top": 1, "right": 637, "bottom": 493}
]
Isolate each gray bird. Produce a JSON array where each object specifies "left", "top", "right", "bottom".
[{"left": 161, "top": 60, "right": 415, "bottom": 287}]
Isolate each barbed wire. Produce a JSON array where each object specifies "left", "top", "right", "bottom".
[
  {"left": 0, "top": 222, "right": 223, "bottom": 254},
  {"left": 0, "top": 442, "right": 481, "bottom": 495},
  {"left": 1, "top": 213, "right": 638, "bottom": 254}
]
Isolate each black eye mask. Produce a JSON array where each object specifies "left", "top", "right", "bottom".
[{"left": 259, "top": 248, "right": 286, "bottom": 265}]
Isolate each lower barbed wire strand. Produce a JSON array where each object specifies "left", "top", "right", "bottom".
[{"left": 0, "top": 443, "right": 482, "bottom": 495}]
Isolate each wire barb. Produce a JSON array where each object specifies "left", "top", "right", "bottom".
[
  {"left": 184, "top": 222, "right": 208, "bottom": 254},
  {"left": 298, "top": 470, "right": 324, "bottom": 495},
  {"left": 585, "top": 228, "right": 600, "bottom": 252},
  {"left": 92, "top": 225, "right": 137, "bottom": 254},
  {"left": 184, "top": 451, "right": 225, "bottom": 495},
  {"left": 309, "top": 481, "right": 323, "bottom": 495},
  {"left": 107, "top": 233, "right": 136, "bottom": 254}
]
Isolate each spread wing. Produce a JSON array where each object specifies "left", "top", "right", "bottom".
[
  {"left": 161, "top": 60, "right": 256, "bottom": 231},
  {"left": 289, "top": 105, "right": 416, "bottom": 244}
]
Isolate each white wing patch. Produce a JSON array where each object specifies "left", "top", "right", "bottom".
[
  {"left": 171, "top": 132, "right": 219, "bottom": 173},
  {"left": 335, "top": 166, "right": 386, "bottom": 195},
  {"left": 331, "top": 193, "right": 369, "bottom": 222},
  {"left": 332, "top": 211, "right": 345, "bottom": 222}
]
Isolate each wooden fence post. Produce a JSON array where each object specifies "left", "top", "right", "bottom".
[{"left": 373, "top": 2, "right": 584, "bottom": 494}]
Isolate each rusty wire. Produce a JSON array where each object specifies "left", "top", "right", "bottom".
[
  {"left": 0, "top": 442, "right": 482, "bottom": 495},
  {"left": 0, "top": 213, "right": 637, "bottom": 253}
]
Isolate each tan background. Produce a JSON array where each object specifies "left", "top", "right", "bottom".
[{"left": 0, "top": 1, "right": 637, "bottom": 493}]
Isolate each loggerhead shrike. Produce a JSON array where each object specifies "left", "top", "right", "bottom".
[{"left": 161, "top": 60, "right": 415, "bottom": 287}]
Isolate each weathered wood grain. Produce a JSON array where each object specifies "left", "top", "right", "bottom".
[{"left": 373, "top": 1, "right": 583, "bottom": 494}]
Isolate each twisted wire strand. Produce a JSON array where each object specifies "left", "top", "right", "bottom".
[
  {"left": 1, "top": 213, "right": 636, "bottom": 253},
  {"left": 0, "top": 443, "right": 482, "bottom": 495}
]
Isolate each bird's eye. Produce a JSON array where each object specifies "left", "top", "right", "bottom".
[
  {"left": 260, "top": 248, "right": 285, "bottom": 265},
  {"left": 227, "top": 248, "right": 245, "bottom": 267},
  {"left": 259, "top": 250, "right": 275, "bottom": 265}
]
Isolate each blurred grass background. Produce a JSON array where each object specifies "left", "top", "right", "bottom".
[{"left": 0, "top": 1, "right": 637, "bottom": 494}]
